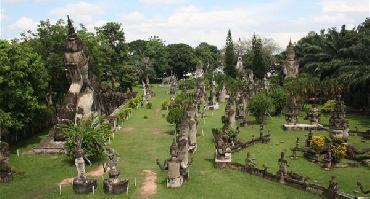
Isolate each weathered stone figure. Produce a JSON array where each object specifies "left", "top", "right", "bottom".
[
  {"left": 278, "top": 152, "right": 289, "bottom": 184},
  {"left": 208, "top": 80, "right": 219, "bottom": 110},
  {"left": 103, "top": 147, "right": 128, "bottom": 194},
  {"left": 0, "top": 142, "right": 12, "bottom": 183},
  {"left": 187, "top": 105, "right": 197, "bottom": 152},
  {"left": 329, "top": 94, "right": 349, "bottom": 141},
  {"left": 306, "top": 130, "right": 313, "bottom": 147},
  {"left": 283, "top": 40, "right": 299, "bottom": 79},
  {"left": 213, "top": 129, "right": 232, "bottom": 168},
  {"left": 245, "top": 152, "right": 256, "bottom": 169},
  {"left": 326, "top": 176, "right": 338, "bottom": 198},
  {"left": 218, "top": 84, "right": 227, "bottom": 102},
  {"left": 72, "top": 135, "right": 97, "bottom": 194},
  {"left": 307, "top": 104, "right": 320, "bottom": 125},
  {"left": 177, "top": 138, "right": 189, "bottom": 169},
  {"left": 157, "top": 155, "right": 184, "bottom": 188},
  {"left": 236, "top": 91, "right": 247, "bottom": 127},
  {"left": 285, "top": 96, "right": 299, "bottom": 125},
  {"left": 323, "top": 150, "right": 332, "bottom": 170}
]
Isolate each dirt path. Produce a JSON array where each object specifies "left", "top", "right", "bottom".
[
  {"left": 140, "top": 170, "right": 157, "bottom": 197},
  {"left": 59, "top": 165, "right": 104, "bottom": 186}
]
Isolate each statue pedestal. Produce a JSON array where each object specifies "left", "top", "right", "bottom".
[
  {"left": 103, "top": 178, "right": 128, "bottom": 194},
  {"left": 72, "top": 178, "right": 97, "bottom": 194},
  {"left": 167, "top": 176, "right": 183, "bottom": 188},
  {"left": 283, "top": 124, "right": 323, "bottom": 131},
  {"left": 215, "top": 152, "right": 231, "bottom": 168},
  {"left": 329, "top": 128, "right": 349, "bottom": 141}
]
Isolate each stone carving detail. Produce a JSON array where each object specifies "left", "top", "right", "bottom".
[
  {"left": 283, "top": 40, "right": 299, "bottom": 79},
  {"left": 307, "top": 104, "right": 320, "bottom": 125},
  {"left": 285, "top": 96, "right": 299, "bottom": 125}
]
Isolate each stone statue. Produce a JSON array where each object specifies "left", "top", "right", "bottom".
[
  {"left": 187, "top": 105, "right": 197, "bottom": 152},
  {"left": 329, "top": 94, "right": 349, "bottom": 141},
  {"left": 218, "top": 84, "right": 227, "bottom": 102},
  {"left": 327, "top": 176, "right": 338, "bottom": 198},
  {"left": 213, "top": 129, "right": 232, "bottom": 168},
  {"left": 323, "top": 150, "right": 332, "bottom": 170},
  {"left": 0, "top": 142, "right": 12, "bottom": 183},
  {"left": 236, "top": 91, "right": 247, "bottom": 127},
  {"left": 306, "top": 130, "right": 313, "bottom": 147},
  {"left": 291, "top": 137, "right": 299, "bottom": 160},
  {"left": 208, "top": 80, "right": 219, "bottom": 110},
  {"left": 285, "top": 96, "right": 299, "bottom": 125},
  {"left": 103, "top": 146, "right": 128, "bottom": 194},
  {"left": 245, "top": 152, "right": 256, "bottom": 169},
  {"left": 72, "top": 135, "right": 97, "bottom": 194},
  {"left": 307, "top": 104, "right": 320, "bottom": 125},
  {"left": 278, "top": 152, "right": 289, "bottom": 184},
  {"left": 283, "top": 40, "right": 299, "bottom": 79}
]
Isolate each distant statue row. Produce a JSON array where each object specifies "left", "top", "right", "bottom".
[{"left": 156, "top": 102, "right": 198, "bottom": 188}]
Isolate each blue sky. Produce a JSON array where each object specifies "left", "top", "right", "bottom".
[{"left": 1, "top": 0, "right": 369, "bottom": 48}]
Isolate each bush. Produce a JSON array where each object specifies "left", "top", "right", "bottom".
[
  {"left": 117, "top": 108, "right": 133, "bottom": 124},
  {"left": 63, "top": 116, "right": 112, "bottom": 162},
  {"left": 311, "top": 135, "right": 326, "bottom": 153},
  {"left": 161, "top": 100, "right": 169, "bottom": 110},
  {"left": 144, "top": 116, "right": 148, "bottom": 119},
  {"left": 146, "top": 102, "right": 152, "bottom": 109},
  {"left": 320, "top": 100, "right": 336, "bottom": 113},
  {"left": 249, "top": 92, "right": 274, "bottom": 124},
  {"left": 269, "top": 87, "right": 287, "bottom": 115},
  {"left": 330, "top": 141, "right": 347, "bottom": 162}
]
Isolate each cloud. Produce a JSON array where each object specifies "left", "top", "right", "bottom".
[
  {"left": 9, "top": 16, "right": 38, "bottom": 32},
  {"left": 50, "top": 1, "right": 104, "bottom": 24},
  {"left": 320, "top": 0, "right": 369, "bottom": 13},
  {"left": 138, "top": 0, "right": 186, "bottom": 6}
]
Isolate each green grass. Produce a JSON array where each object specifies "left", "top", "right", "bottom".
[{"left": 1, "top": 85, "right": 369, "bottom": 199}]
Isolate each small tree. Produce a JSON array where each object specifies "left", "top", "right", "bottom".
[
  {"left": 269, "top": 87, "right": 287, "bottom": 115},
  {"left": 63, "top": 115, "right": 112, "bottom": 162},
  {"left": 224, "top": 29, "right": 236, "bottom": 78},
  {"left": 249, "top": 92, "right": 274, "bottom": 123}
]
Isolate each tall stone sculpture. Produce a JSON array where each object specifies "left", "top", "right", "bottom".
[
  {"left": 208, "top": 80, "right": 219, "bottom": 110},
  {"left": 329, "top": 94, "right": 349, "bottom": 141},
  {"left": 0, "top": 142, "right": 12, "bottom": 183},
  {"left": 72, "top": 135, "right": 97, "bottom": 194},
  {"left": 103, "top": 147, "right": 128, "bottom": 194},
  {"left": 187, "top": 105, "right": 197, "bottom": 152},
  {"left": 283, "top": 40, "right": 299, "bottom": 79},
  {"left": 51, "top": 15, "right": 93, "bottom": 141}
]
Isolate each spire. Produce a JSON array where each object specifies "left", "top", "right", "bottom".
[
  {"left": 67, "top": 15, "right": 76, "bottom": 37},
  {"left": 289, "top": 37, "right": 292, "bottom": 46}
]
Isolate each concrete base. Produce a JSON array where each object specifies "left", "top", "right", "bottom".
[
  {"left": 103, "top": 178, "right": 128, "bottom": 194},
  {"left": 72, "top": 178, "right": 97, "bottom": 194},
  {"left": 167, "top": 176, "right": 183, "bottom": 188},
  {"left": 32, "top": 137, "right": 65, "bottom": 154},
  {"left": 215, "top": 153, "right": 231, "bottom": 168},
  {"left": 283, "top": 124, "right": 323, "bottom": 131}
]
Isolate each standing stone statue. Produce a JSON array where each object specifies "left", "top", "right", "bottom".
[
  {"left": 277, "top": 152, "right": 289, "bottom": 184},
  {"left": 329, "top": 94, "right": 349, "bottom": 141},
  {"left": 306, "top": 130, "right": 313, "bottom": 147},
  {"left": 213, "top": 129, "right": 232, "bottom": 168},
  {"left": 0, "top": 142, "right": 12, "bottom": 183},
  {"left": 103, "top": 147, "right": 128, "bottom": 194},
  {"left": 49, "top": 15, "right": 94, "bottom": 141},
  {"left": 285, "top": 96, "right": 299, "bottom": 125},
  {"left": 208, "top": 80, "right": 219, "bottom": 110},
  {"left": 245, "top": 152, "right": 256, "bottom": 169},
  {"left": 187, "top": 105, "right": 197, "bottom": 153},
  {"left": 326, "top": 176, "right": 338, "bottom": 198},
  {"left": 291, "top": 137, "right": 300, "bottom": 160},
  {"left": 72, "top": 135, "right": 97, "bottom": 194},
  {"left": 218, "top": 84, "right": 227, "bottom": 102},
  {"left": 323, "top": 150, "right": 332, "bottom": 170},
  {"left": 236, "top": 91, "right": 247, "bottom": 127},
  {"left": 307, "top": 104, "right": 320, "bottom": 125},
  {"left": 283, "top": 40, "right": 299, "bottom": 79}
]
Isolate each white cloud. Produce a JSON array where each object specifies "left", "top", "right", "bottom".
[
  {"left": 9, "top": 16, "right": 38, "bottom": 32},
  {"left": 320, "top": 0, "right": 369, "bottom": 13},
  {"left": 139, "top": 0, "right": 186, "bottom": 6},
  {"left": 50, "top": 1, "right": 104, "bottom": 24}
]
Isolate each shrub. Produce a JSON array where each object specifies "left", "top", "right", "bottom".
[
  {"left": 311, "top": 135, "right": 326, "bottom": 153},
  {"left": 161, "top": 100, "right": 169, "bottom": 110},
  {"left": 330, "top": 143, "right": 347, "bottom": 162},
  {"left": 117, "top": 108, "right": 133, "bottom": 124},
  {"left": 144, "top": 116, "right": 148, "bottom": 119},
  {"left": 320, "top": 100, "right": 336, "bottom": 113},
  {"left": 146, "top": 102, "right": 152, "bottom": 109},
  {"left": 249, "top": 92, "right": 274, "bottom": 124},
  {"left": 63, "top": 116, "right": 112, "bottom": 162},
  {"left": 269, "top": 87, "right": 287, "bottom": 115},
  {"left": 128, "top": 100, "right": 137, "bottom": 109}
]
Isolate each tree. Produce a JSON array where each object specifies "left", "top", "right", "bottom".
[
  {"left": 167, "top": 43, "right": 197, "bottom": 78},
  {"left": 195, "top": 42, "right": 219, "bottom": 72},
  {"left": 21, "top": 19, "right": 68, "bottom": 106},
  {"left": 146, "top": 36, "right": 169, "bottom": 78},
  {"left": 0, "top": 40, "right": 49, "bottom": 131},
  {"left": 95, "top": 22, "right": 128, "bottom": 90},
  {"left": 224, "top": 29, "right": 236, "bottom": 78},
  {"left": 249, "top": 92, "right": 274, "bottom": 124},
  {"left": 248, "top": 34, "right": 266, "bottom": 79}
]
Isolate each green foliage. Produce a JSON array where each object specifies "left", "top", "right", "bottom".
[
  {"left": 178, "top": 78, "right": 195, "bottom": 90},
  {"left": 224, "top": 29, "right": 236, "bottom": 78},
  {"left": 195, "top": 42, "right": 219, "bottom": 72},
  {"left": 117, "top": 108, "right": 133, "bottom": 124},
  {"left": 166, "top": 93, "right": 189, "bottom": 129},
  {"left": 320, "top": 100, "right": 336, "bottom": 113},
  {"left": 249, "top": 92, "right": 274, "bottom": 124},
  {"left": 146, "top": 101, "right": 153, "bottom": 109},
  {"left": 248, "top": 34, "right": 266, "bottom": 79},
  {"left": 268, "top": 87, "right": 287, "bottom": 115},
  {"left": 0, "top": 40, "right": 49, "bottom": 130},
  {"left": 167, "top": 43, "right": 198, "bottom": 78},
  {"left": 63, "top": 116, "right": 112, "bottom": 162},
  {"left": 143, "top": 116, "right": 148, "bottom": 119},
  {"left": 161, "top": 100, "right": 169, "bottom": 110}
]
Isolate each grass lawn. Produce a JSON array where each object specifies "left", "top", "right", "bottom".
[{"left": 1, "top": 85, "right": 369, "bottom": 199}]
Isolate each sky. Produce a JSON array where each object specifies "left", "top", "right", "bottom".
[{"left": 0, "top": 0, "right": 369, "bottom": 48}]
